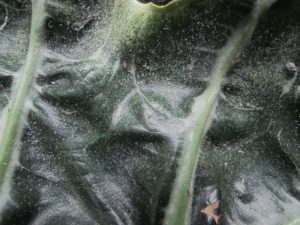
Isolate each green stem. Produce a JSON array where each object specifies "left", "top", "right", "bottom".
[
  {"left": 90, "top": 0, "right": 191, "bottom": 60},
  {"left": 0, "top": 0, "right": 46, "bottom": 215},
  {"left": 163, "top": 1, "right": 275, "bottom": 224},
  {"left": 286, "top": 217, "right": 300, "bottom": 225}
]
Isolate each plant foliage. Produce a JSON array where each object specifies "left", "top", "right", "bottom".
[{"left": 0, "top": 0, "right": 299, "bottom": 224}]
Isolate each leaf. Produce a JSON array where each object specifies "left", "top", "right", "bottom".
[{"left": 0, "top": 0, "right": 300, "bottom": 225}]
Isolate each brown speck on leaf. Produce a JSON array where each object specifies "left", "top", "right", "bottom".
[
  {"left": 199, "top": 159, "right": 207, "bottom": 167},
  {"left": 123, "top": 61, "right": 128, "bottom": 69},
  {"left": 187, "top": 190, "right": 192, "bottom": 196},
  {"left": 209, "top": 168, "right": 216, "bottom": 176},
  {"left": 200, "top": 200, "right": 221, "bottom": 224},
  {"left": 240, "top": 178, "right": 245, "bottom": 184}
]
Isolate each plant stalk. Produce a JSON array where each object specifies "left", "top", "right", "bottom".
[
  {"left": 163, "top": 1, "right": 276, "bottom": 224},
  {"left": 0, "top": 0, "right": 46, "bottom": 215}
]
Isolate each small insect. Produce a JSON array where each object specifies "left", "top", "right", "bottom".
[
  {"left": 286, "top": 62, "right": 298, "bottom": 72},
  {"left": 187, "top": 190, "right": 192, "bottom": 196},
  {"left": 200, "top": 200, "right": 221, "bottom": 225},
  {"left": 146, "top": 114, "right": 152, "bottom": 119},
  {"left": 187, "top": 59, "right": 195, "bottom": 71},
  {"left": 142, "top": 64, "right": 152, "bottom": 70}
]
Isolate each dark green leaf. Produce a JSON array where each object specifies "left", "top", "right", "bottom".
[{"left": 0, "top": 0, "right": 299, "bottom": 224}]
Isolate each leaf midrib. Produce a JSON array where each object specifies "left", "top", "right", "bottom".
[
  {"left": 162, "top": 1, "right": 276, "bottom": 224},
  {"left": 0, "top": 0, "right": 46, "bottom": 217}
]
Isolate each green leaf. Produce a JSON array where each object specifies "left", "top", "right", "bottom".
[{"left": 0, "top": 0, "right": 299, "bottom": 225}]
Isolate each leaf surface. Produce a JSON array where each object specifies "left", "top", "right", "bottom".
[{"left": 0, "top": 0, "right": 299, "bottom": 225}]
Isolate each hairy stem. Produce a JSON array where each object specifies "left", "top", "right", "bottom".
[
  {"left": 0, "top": 0, "right": 46, "bottom": 216},
  {"left": 163, "top": 1, "right": 275, "bottom": 224}
]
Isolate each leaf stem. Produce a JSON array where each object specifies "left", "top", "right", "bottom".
[
  {"left": 0, "top": 0, "right": 46, "bottom": 216},
  {"left": 163, "top": 1, "right": 275, "bottom": 224}
]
